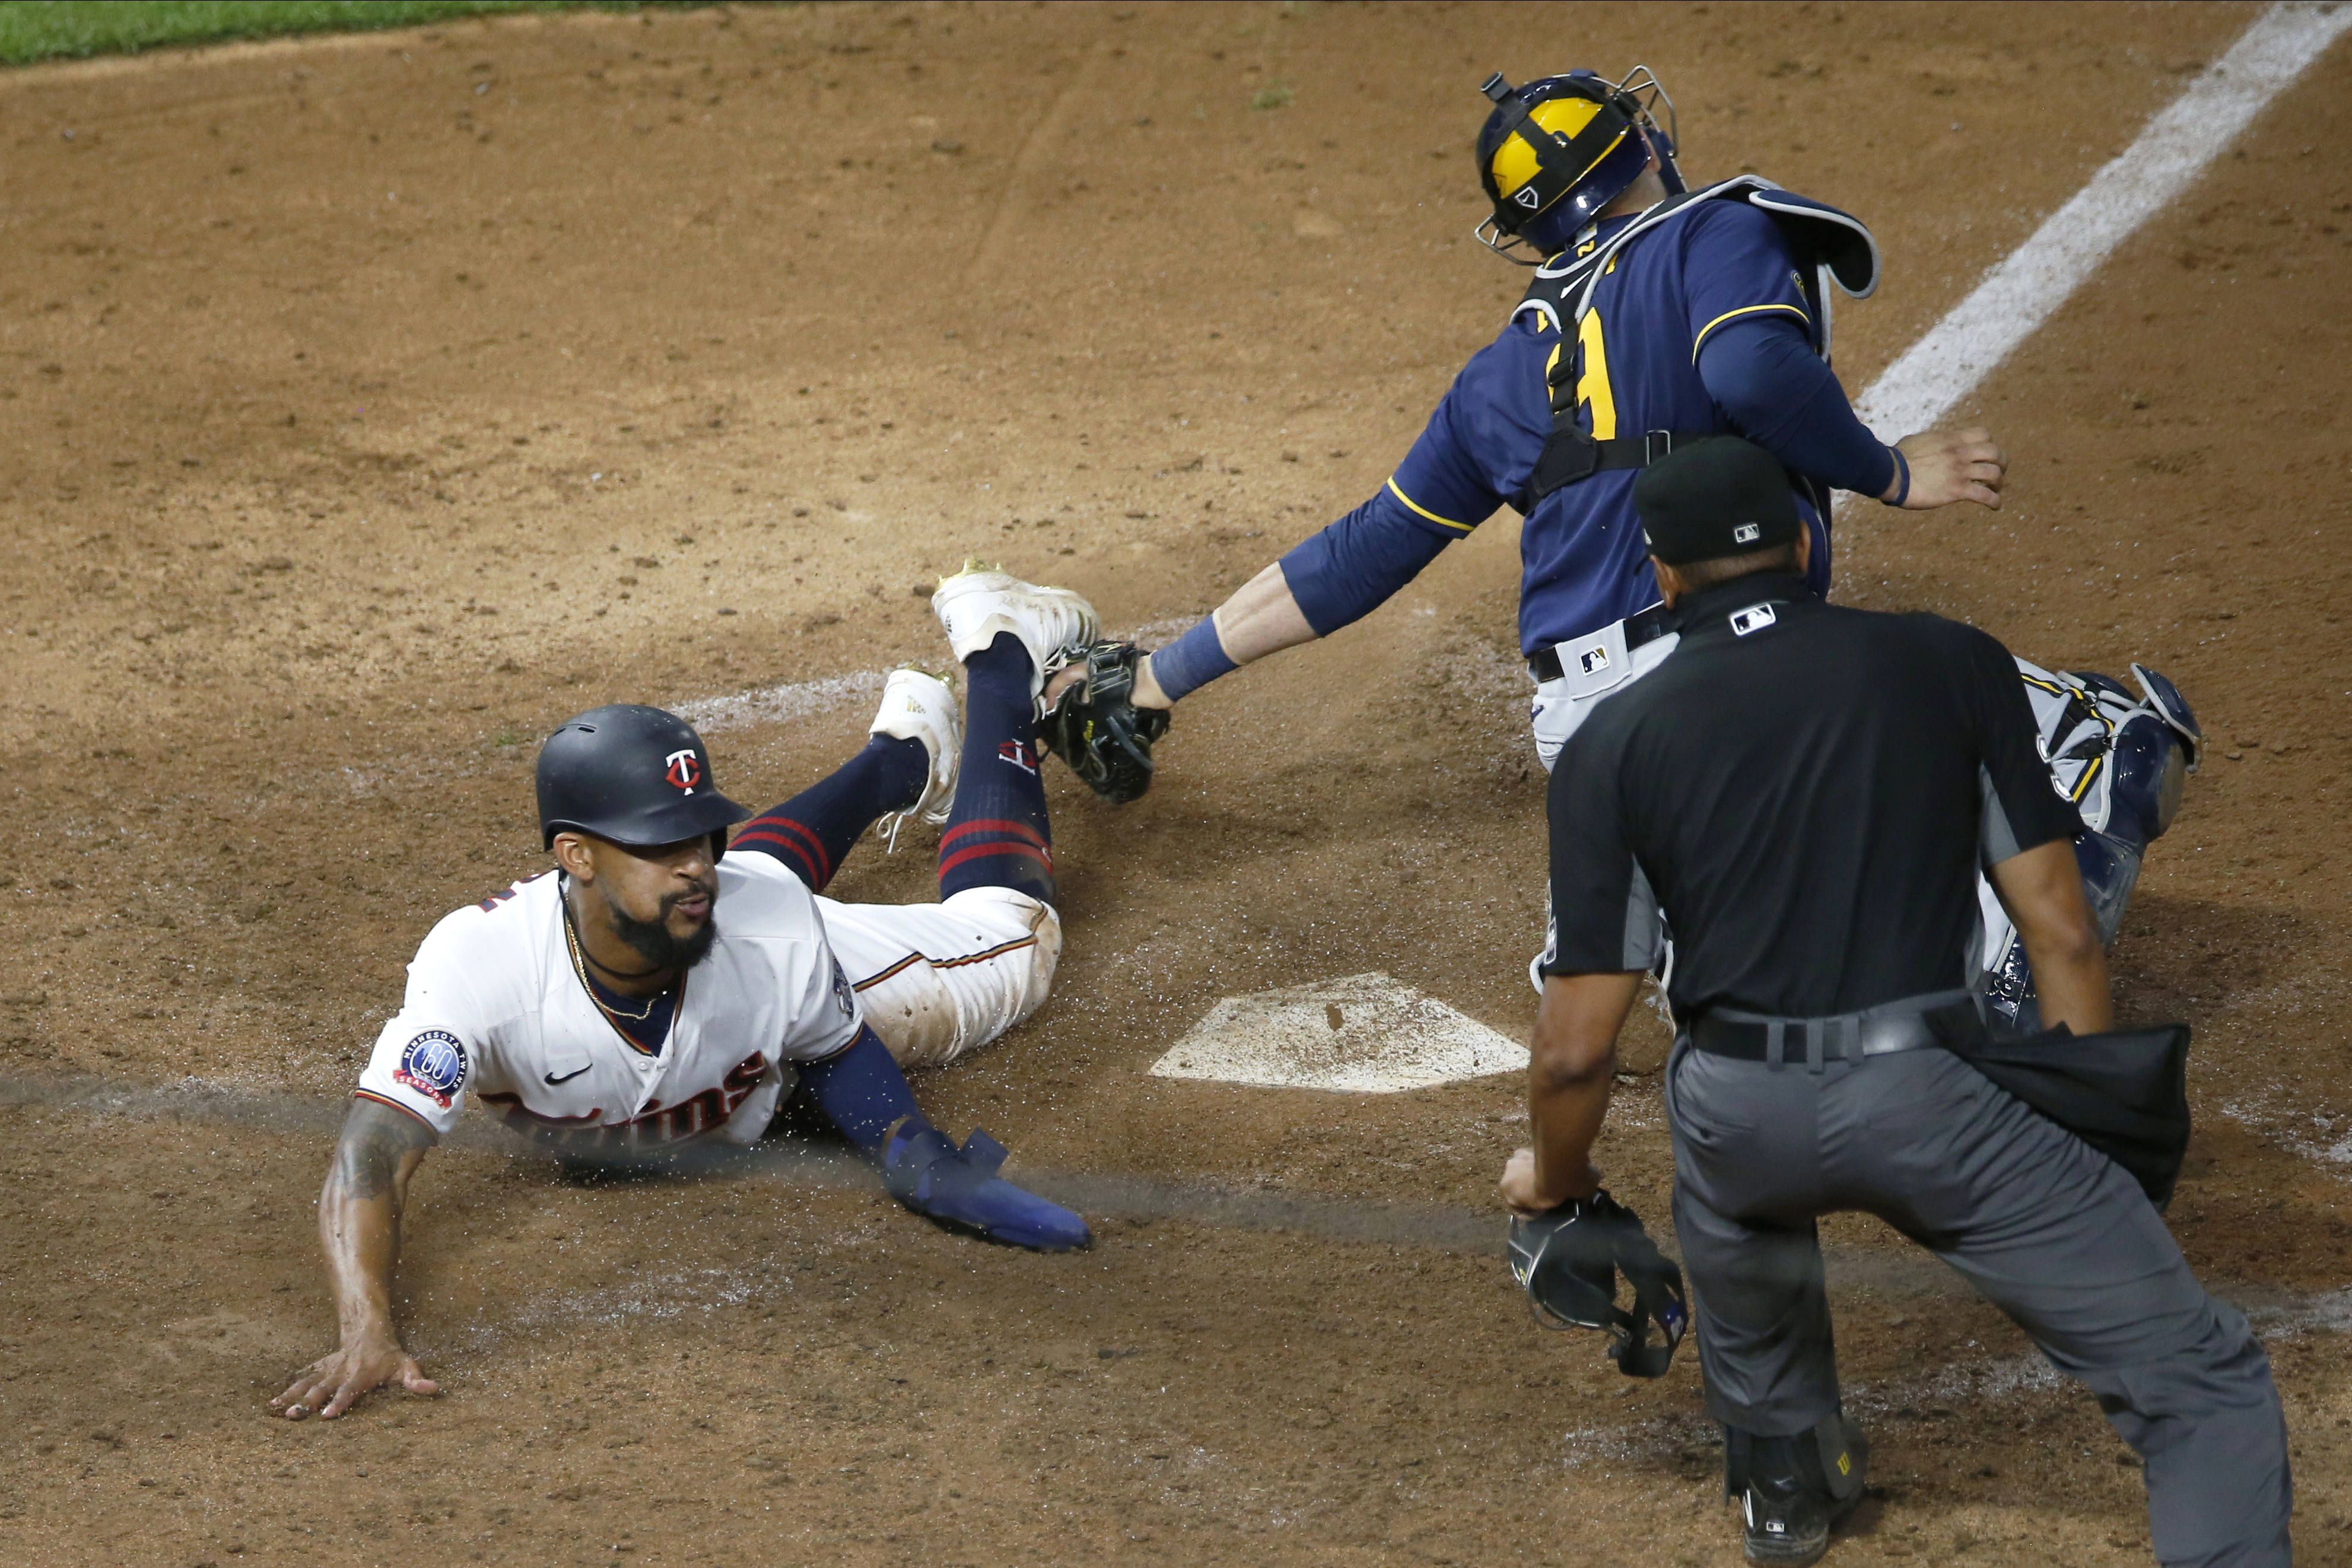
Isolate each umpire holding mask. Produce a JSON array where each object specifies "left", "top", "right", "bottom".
[{"left": 1497, "top": 435, "right": 2290, "bottom": 1566}]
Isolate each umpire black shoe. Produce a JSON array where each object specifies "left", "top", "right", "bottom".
[{"left": 1741, "top": 1475, "right": 1836, "bottom": 1565}]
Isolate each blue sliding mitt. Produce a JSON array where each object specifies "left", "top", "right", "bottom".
[{"left": 882, "top": 1124, "right": 1092, "bottom": 1252}]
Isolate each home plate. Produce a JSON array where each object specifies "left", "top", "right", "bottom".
[{"left": 1148, "top": 972, "right": 1528, "bottom": 1093}]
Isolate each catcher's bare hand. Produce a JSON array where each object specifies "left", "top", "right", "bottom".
[
  {"left": 273, "top": 1333, "right": 437, "bottom": 1420},
  {"left": 1886, "top": 427, "right": 2005, "bottom": 510}
]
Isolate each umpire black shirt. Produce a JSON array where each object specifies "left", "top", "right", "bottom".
[{"left": 1544, "top": 573, "right": 2082, "bottom": 1020}]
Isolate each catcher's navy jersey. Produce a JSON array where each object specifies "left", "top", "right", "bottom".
[{"left": 1385, "top": 201, "right": 1834, "bottom": 654}]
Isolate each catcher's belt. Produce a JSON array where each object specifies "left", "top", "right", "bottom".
[{"left": 1528, "top": 602, "right": 1679, "bottom": 683}]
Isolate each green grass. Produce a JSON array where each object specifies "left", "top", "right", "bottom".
[{"left": 0, "top": 1, "right": 630, "bottom": 66}]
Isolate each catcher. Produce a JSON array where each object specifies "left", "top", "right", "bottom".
[{"left": 274, "top": 568, "right": 1125, "bottom": 1420}]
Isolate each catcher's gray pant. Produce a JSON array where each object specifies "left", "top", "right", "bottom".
[
  {"left": 1528, "top": 627, "right": 1682, "bottom": 771},
  {"left": 1667, "top": 1039, "right": 2291, "bottom": 1568}
]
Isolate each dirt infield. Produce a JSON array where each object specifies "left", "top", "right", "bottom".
[{"left": 2, "top": 2, "right": 2349, "bottom": 1563}]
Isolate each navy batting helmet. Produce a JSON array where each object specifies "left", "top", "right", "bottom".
[
  {"left": 1474, "top": 66, "right": 1684, "bottom": 262},
  {"left": 535, "top": 704, "right": 750, "bottom": 854}
]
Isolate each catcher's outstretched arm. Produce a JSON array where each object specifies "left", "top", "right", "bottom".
[
  {"left": 1134, "top": 561, "right": 1314, "bottom": 708},
  {"left": 1139, "top": 494, "right": 1456, "bottom": 707}
]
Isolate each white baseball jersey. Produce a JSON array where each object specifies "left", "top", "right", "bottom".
[{"left": 355, "top": 852, "right": 862, "bottom": 1153}]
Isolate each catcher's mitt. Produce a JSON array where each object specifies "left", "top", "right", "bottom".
[
  {"left": 1040, "top": 641, "right": 1170, "bottom": 804},
  {"left": 1506, "top": 1189, "right": 1689, "bottom": 1378}
]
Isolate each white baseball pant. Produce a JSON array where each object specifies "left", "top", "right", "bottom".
[{"left": 815, "top": 886, "right": 1063, "bottom": 1070}]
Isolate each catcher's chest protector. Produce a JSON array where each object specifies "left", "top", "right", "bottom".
[{"left": 1509, "top": 178, "right": 1883, "bottom": 513}]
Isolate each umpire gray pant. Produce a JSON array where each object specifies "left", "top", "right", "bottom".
[{"left": 1667, "top": 1038, "right": 2290, "bottom": 1567}]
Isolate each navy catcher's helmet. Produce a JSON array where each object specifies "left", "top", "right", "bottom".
[
  {"left": 1475, "top": 66, "right": 1684, "bottom": 262},
  {"left": 536, "top": 704, "right": 750, "bottom": 855}
]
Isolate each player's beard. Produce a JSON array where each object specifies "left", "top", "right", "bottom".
[{"left": 609, "top": 889, "right": 719, "bottom": 973}]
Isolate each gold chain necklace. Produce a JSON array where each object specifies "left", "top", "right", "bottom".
[{"left": 561, "top": 895, "right": 666, "bottom": 1025}]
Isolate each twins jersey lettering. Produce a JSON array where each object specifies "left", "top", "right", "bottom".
[{"left": 355, "top": 853, "right": 862, "bottom": 1150}]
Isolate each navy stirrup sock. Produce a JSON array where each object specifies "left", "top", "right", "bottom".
[
  {"left": 732, "top": 734, "right": 928, "bottom": 892},
  {"left": 939, "top": 634, "right": 1056, "bottom": 904}
]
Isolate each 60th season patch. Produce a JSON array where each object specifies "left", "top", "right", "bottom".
[{"left": 394, "top": 1030, "right": 469, "bottom": 1109}]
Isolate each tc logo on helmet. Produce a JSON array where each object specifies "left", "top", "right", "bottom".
[{"left": 663, "top": 748, "right": 703, "bottom": 794}]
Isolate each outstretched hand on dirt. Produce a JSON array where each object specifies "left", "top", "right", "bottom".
[{"left": 272, "top": 1334, "right": 438, "bottom": 1420}]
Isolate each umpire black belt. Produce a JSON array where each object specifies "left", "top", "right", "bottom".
[
  {"left": 1528, "top": 603, "right": 1679, "bottom": 683},
  {"left": 1689, "top": 989, "right": 1984, "bottom": 1072}
]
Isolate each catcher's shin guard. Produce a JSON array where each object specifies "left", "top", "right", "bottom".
[
  {"left": 1982, "top": 661, "right": 2200, "bottom": 1029},
  {"left": 1506, "top": 1189, "right": 1688, "bottom": 1377}
]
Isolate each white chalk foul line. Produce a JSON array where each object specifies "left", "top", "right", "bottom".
[
  {"left": 673, "top": 670, "right": 886, "bottom": 734},
  {"left": 1852, "top": 1, "right": 2352, "bottom": 438},
  {"left": 670, "top": 620, "right": 1206, "bottom": 735}
]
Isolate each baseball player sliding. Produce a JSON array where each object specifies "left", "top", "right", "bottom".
[
  {"left": 274, "top": 569, "right": 1107, "bottom": 1420},
  {"left": 1116, "top": 66, "right": 2202, "bottom": 1028}
]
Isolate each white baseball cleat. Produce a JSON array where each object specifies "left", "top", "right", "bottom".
[
  {"left": 869, "top": 667, "right": 960, "bottom": 852},
  {"left": 930, "top": 564, "right": 1101, "bottom": 714}
]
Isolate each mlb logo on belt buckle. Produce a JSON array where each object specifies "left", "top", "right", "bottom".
[
  {"left": 1730, "top": 603, "right": 1778, "bottom": 637},
  {"left": 1578, "top": 644, "right": 1611, "bottom": 676}
]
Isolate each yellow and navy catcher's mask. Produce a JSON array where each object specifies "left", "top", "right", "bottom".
[{"left": 1475, "top": 67, "right": 1684, "bottom": 262}]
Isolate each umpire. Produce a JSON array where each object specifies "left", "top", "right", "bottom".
[{"left": 1498, "top": 436, "right": 2289, "bottom": 1566}]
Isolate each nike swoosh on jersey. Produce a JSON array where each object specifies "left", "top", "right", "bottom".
[{"left": 544, "top": 1065, "right": 592, "bottom": 1084}]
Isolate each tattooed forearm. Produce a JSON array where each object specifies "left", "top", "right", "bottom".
[
  {"left": 330, "top": 1098, "right": 436, "bottom": 1201},
  {"left": 318, "top": 1098, "right": 434, "bottom": 1349}
]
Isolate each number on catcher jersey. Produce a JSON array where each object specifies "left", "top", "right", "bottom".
[
  {"left": 1546, "top": 308, "right": 1622, "bottom": 448},
  {"left": 1576, "top": 306, "right": 1617, "bottom": 441}
]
